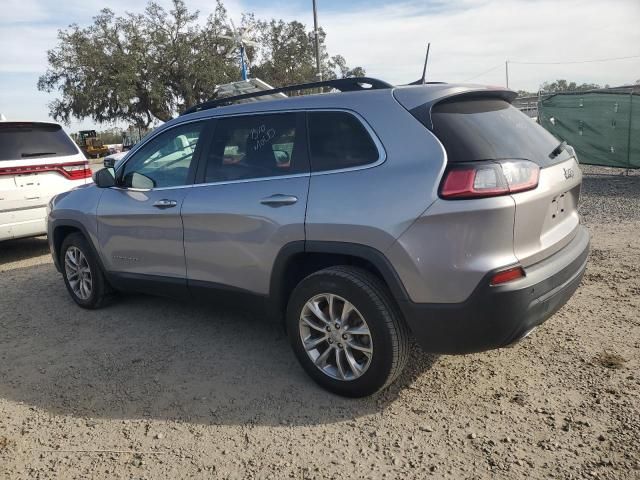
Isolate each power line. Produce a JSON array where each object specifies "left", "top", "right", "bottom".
[
  {"left": 463, "top": 64, "right": 502, "bottom": 82},
  {"left": 462, "top": 54, "right": 640, "bottom": 85},
  {"left": 510, "top": 54, "right": 640, "bottom": 65}
]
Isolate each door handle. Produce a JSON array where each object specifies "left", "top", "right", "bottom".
[
  {"left": 153, "top": 199, "right": 178, "bottom": 209},
  {"left": 260, "top": 194, "right": 298, "bottom": 207}
]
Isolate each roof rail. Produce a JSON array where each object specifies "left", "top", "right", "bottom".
[{"left": 181, "top": 77, "right": 393, "bottom": 116}]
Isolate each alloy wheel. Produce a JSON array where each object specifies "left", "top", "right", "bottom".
[
  {"left": 64, "top": 246, "right": 93, "bottom": 300},
  {"left": 299, "top": 293, "right": 373, "bottom": 381}
]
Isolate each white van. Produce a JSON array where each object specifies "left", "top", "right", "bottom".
[{"left": 0, "top": 121, "right": 92, "bottom": 241}]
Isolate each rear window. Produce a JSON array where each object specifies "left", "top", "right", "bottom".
[
  {"left": 0, "top": 122, "right": 79, "bottom": 161},
  {"left": 308, "top": 111, "right": 379, "bottom": 172},
  {"left": 430, "top": 98, "right": 567, "bottom": 167}
]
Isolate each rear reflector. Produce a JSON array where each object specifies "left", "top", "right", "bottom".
[
  {"left": 490, "top": 266, "right": 525, "bottom": 285},
  {"left": 440, "top": 160, "right": 539, "bottom": 199},
  {"left": 0, "top": 161, "right": 92, "bottom": 180}
]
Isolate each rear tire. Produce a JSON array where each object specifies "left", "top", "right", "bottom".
[
  {"left": 286, "top": 266, "right": 409, "bottom": 397},
  {"left": 60, "top": 233, "right": 110, "bottom": 309}
]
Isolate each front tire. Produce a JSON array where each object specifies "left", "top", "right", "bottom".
[
  {"left": 286, "top": 266, "right": 409, "bottom": 397},
  {"left": 60, "top": 233, "right": 110, "bottom": 309}
]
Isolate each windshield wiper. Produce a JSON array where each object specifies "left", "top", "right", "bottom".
[
  {"left": 548, "top": 141, "right": 567, "bottom": 159},
  {"left": 21, "top": 152, "right": 57, "bottom": 158}
]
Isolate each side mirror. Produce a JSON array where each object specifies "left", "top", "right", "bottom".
[{"left": 93, "top": 167, "right": 116, "bottom": 188}]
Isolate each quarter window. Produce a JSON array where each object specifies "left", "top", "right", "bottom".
[
  {"left": 307, "top": 111, "right": 379, "bottom": 172},
  {"left": 120, "top": 122, "right": 204, "bottom": 189},
  {"left": 430, "top": 98, "right": 567, "bottom": 166},
  {"left": 204, "top": 113, "right": 303, "bottom": 183}
]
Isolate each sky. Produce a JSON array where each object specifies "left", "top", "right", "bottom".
[{"left": 1, "top": 0, "right": 639, "bottom": 132}]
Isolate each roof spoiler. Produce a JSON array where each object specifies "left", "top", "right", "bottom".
[{"left": 393, "top": 85, "right": 518, "bottom": 130}]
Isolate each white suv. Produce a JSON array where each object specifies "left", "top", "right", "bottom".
[{"left": 0, "top": 121, "right": 92, "bottom": 241}]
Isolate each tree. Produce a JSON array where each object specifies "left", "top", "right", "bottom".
[
  {"left": 237, "top": 19, "right": 365, "bottom": 88},
  {"left": 516, "top": 89, "right": 536, "bottom": 97},
  {"left": 38, "top": 0, "right": 364, "bottom": 127},
  {"left": 539, "top": 79, "right": 605, "bottom": 93},
  {"left": 249, "top": 19, "right": 324, "bottom": 87},
  {"left": 38, "top": 1, "right": 236, "bottom": 126},
  {"left": 330, "top": 55, "right": 366, "bottom": 79}
]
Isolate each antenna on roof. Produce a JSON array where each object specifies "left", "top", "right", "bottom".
[{"left": 420, "top": 43, "right": 431, "bottom": 84}]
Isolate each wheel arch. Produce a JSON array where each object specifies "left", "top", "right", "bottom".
[
  {"left": 268, "top": 241, "right": 410, "bottom": 322},
  {"left": 51, "top": 220, "right": 105, "bottom": 274}
]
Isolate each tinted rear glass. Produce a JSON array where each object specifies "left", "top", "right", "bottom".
[
  {"left": 308, "top": 112, "right": 379, "bottom": 172},
  {"left": 0, "top": 122, "right": 78, "bottom": 161},
  {"left": 431, "top": 98, "right": 568, "bottom": 167}
]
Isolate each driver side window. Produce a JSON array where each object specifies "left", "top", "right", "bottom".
[{"left": 120, "top": 123, "right": 204, "bottom": 189}]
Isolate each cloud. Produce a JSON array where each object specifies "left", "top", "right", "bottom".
[
  {"left": 273, "top": 0, "right": 640, "bottom": 89},
  {"left": 0, "top": 25, "right": 59, "bottom": 73},
  {"left": 1, "top": 0, "right": 638, "bottom": 129},
  {"left": 0, "top": 0, "right": 48, "bottom": 24}
]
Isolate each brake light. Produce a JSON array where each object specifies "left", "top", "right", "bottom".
[
  {"left": 60, "top": 162, "right": 92, "bottom": 180},
  {"left": 0, "top": 161, "right": 91, "bottom": 180},
  {"left": 490, "top": 266, "right": 525, "bottom": 285},
  {"left": 440, "top": 160, "right": 539, "bottom": 199}
]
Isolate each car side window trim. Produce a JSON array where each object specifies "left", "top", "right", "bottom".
[
  {"left": 188, "top": 108, "right": 385, "bottom": 187},
  {"left": 114, "top": 118, "right": 213, "bottom": 191},
  {"left": 305, "top": 109, "right": 387, "bottom": 176}
]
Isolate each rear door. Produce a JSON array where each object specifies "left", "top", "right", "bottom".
[
  {"left": 510, "top": 157, "right": 581, "bottom": 266},
  {"left": 182, "top": 112, "right": 309, "bottom": 296},
  {"left": 429, "top": 97, "right": 582, "bottom": 266},
  {"left": 96, "top": 121, "right": 207, "bottom": 286}
]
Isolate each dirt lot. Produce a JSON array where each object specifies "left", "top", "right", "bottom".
[{"left": 0, "top": 167, "right": 638, "bottom": 479}]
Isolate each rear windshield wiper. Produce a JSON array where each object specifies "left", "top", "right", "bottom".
[
  {"left": 548, "top": 141, "right": 567, "bottom": 159},
  {"left": 21, "top": 152, "right": 57, "bottom": 158}
]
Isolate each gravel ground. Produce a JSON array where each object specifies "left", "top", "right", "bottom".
[
  {"left": 580, "top": 165, "right": 640, "bottom": 223},
  {"left": 0, "top": 166, "right": 638, "bottom": 479}
]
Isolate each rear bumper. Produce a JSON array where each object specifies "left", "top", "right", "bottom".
[
  {"left": 0, "top": 206, "right": 47, "bottom": 241},
  {"left": 399, "top": 225, "right": 590, "bottom": 354}
]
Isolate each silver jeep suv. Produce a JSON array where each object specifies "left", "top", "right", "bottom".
[{"left": 48, "top": 78, "right": 589, "bottom": 397}]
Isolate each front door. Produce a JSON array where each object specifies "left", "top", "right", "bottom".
[
  {"left": 182, "top": 112, "right": 309, "bottom": 297},
  {"left": 97, "top": 121, "right": 207, "bottom": 287}
]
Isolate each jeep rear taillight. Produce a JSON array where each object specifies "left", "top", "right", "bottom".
[{"left": 440, "top": 160, "right": 539, "bottom": 199}]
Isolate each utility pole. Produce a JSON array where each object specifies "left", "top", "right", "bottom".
[
  {"left": 505, "top": 60, "right": 510, "bottom": 88},
  {"left": 240, "top": 44, "right": 248, "bottom": 81},
  {"left": 312, "top": 0, "right": 322, "bottom": 81}
]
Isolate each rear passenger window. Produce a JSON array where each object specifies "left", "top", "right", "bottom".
[
  {"left": 204, "top": 113, "right": 305, "bottom": 183},
  {"left": 308, "top": 112, "right": 379, "bottom": 172}
]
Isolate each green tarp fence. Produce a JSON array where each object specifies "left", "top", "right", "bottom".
[{"left": 538, "top": 89, "right": 640, "bottom": 169}]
